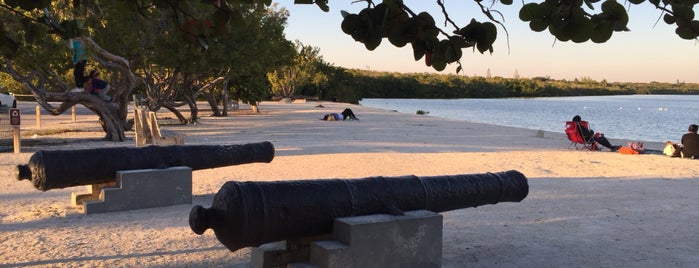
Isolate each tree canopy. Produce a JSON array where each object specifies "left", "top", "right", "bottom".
[
  {"left": 267, "top": 41, "right": 329, "bottom": 98},
  {"left": 3, "top": 0, "right": 696, "bottom": 73},
  {"left": 0, "top": 0, "right": 294, "bottom": 140},
  {"left": 329, "top": 0, "right": 698, "bottom": 72},
  {"left": 0, "top": 0, "right": 699, "bottom": 75}
]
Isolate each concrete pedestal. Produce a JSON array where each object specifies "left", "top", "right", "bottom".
[
  {"left": 252, "top": 210, "right": 442, "bottom": 268},
  {"left": 71, "top": 166, "right": 192, "bottom": 214}
]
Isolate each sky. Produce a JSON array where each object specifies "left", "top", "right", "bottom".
[{"left": 280, "top": 1, "right": 698, "bottom": 83}]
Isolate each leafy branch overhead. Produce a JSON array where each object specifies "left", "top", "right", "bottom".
[
  {"left": 308, "top": 0, "right": 699, "bottom": 72},
  {"left": 1, "top": 0, "right": 697, "bottom": 74}
]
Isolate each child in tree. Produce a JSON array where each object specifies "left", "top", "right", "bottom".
[
  {"left": 70, "top": 34, "right": 87, "bottom": 91},
  {"left": 84, "top": 70, "right": 112, "bottom": 102}
]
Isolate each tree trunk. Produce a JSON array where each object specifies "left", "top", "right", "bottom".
[
  {"left": 162, "top": 103, "right": 189, "bottom": 124},
  {"left": 222, "top": 79, "right": 229, "bottom": 116},
  {"left": 44, "top": 93, "right": 126, "bottom": 141},
  {"left": 97, "top": 104, "right": 127, "bottom": 141},
  {"left": 205, "top": 92, "right": 221, "bottom": 117},
  {"left": 183, "top": 94, "right": 199, "bottom": 123},
  {"left": 81, "top": 37, "right": 136, "bottom": 141}
]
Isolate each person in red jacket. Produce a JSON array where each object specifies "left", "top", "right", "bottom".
[{"left": 572, "top": 115, "right": 619, "bottom": 152}]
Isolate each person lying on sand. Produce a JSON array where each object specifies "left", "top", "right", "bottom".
[{"left": 321, "top": 108, "right": 359, "bottom": 121}]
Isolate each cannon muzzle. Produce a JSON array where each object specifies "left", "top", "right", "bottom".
[
  {"left": 189, "top": 170, "right": 528, "bottom": 252},
  {"left": 17, "top": 141, "right": 275, "bottom": 191}
]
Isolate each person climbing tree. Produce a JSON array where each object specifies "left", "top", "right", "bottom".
[{"left": 70, "top": 32, "right": 87, "bottom": 92}]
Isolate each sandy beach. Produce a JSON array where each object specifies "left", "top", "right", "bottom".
[{"left": 1, "top": 101, "right": 697, "bottom": 267}]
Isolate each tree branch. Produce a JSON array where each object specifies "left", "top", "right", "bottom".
[{"left": 437, "top": 0, "right": 460, "bottom": 30}]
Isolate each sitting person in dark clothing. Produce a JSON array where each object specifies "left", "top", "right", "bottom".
[
  {"left": 681, "top": 124, "right": 699, "bottom": 159},
  {"left": 84, "top": 70, "right": 112, "bottom": 102},
  {"left": 572, "top": 115, "right": 619, "bottom": 152},
  {"left": 322, "top": 108, "right": 359, "bottom": 121}
]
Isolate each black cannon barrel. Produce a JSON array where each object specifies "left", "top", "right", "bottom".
[
  {"left": 189, "top": 170, "right": 528, "bottom": 252},
  {"left": 16, "top": 141, "right": 275, "bottom": 191}
]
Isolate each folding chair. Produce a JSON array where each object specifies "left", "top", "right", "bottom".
[{"left": 565, "top": 121, "right": 597, "bottom": 150}]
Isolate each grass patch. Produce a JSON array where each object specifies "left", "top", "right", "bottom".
[
  {"left": 23, "top": 128, "right": 75, "bottom": 136},
  {"left": 0, "top": 128, "right": 101, "bottom": 147}
]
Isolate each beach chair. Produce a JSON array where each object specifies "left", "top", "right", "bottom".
[{"left": 565, "top": 121, "right": 597, "bottom": 150}]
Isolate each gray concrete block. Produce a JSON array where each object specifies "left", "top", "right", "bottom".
[
  {"left": 82, "top": 166, "right": 192, "bottom": 214},
  {"left": 251, "top": 241, "right": 287, "bottom": 268},
  {"left": 310, "top": 210, "right": 443, "bottom": 268}
]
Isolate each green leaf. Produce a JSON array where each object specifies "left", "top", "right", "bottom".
[
  {"left": 411, "top": 40, "right": 426, "bottom": 61},
  {"left": 316, "top": 1, "right": 329, "bottom": 12},
  {"left": 571, "top": 17, "right": 593, "bottom": 43},
  {"left": 675, "top": 21, "right": 699, "bottom": 39},
  {"left": 432, "top": 57, "right": 447, "bottom": 71},
  {"left": 530, "top": 18, "right": 549, "bottom": 32},
  {"left": 590, "top": 21, "right": 613, "bottom": 43},
  {"left": 387, "top": 27, "right": 410, "bottom": 47},
  {"left": 481, "top": 22, "right": 497, "bottom": 47},
  {"left": 583, "top": 0, "right": 595, "bottom": 10},
  {"left": 663, "top": 14, "right": 676, "bottom": 24},
  {"left": 519, "top": 3, "right": 539, "bottom": 21},
  {"left": 341, "top": 14, "right": 358, "bottom": 35},
  {"left": 364, "top": 34, "right": 382, "bottom": 50},
  {"left": 672, "top": 5, "right": 695, "bottom": 22}
]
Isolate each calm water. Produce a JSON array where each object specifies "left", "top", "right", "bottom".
[{"left": 359, "top": 95, "right": 699, "bottom": 143}]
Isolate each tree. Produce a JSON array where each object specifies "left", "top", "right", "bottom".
[
  {"left": 2, "top": 0, "right": 698, "bottom": 74},
  {"left": 0, "top": 1, "right": 160, "bottom": 140},
  {"left": 0, "top": 0, "right": 292, "bottom": 139},
  {"left": 0, "top": 0, "right": 136, "bottom": 141},
  {"left": 267, "top": 41, "right": 329, "bottom": 98}
]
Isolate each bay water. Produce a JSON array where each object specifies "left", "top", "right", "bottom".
[{"left": 359, "top": 95, "right": 699, "bottom": 143}]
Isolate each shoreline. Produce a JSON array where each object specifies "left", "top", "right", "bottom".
[
  {"left": 358, "top": 96, "right": 694, "bottom": 144},
  {"left": 1, "top": 101, "right": 698, "bottom": 267}
]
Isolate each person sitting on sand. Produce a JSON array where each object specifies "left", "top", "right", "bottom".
[
  {"left": 572, "top": 115, "right": 620, "bottom": 152},
  {"left": 322, "top": 108, "right": 359, "bottom": 121},
  {"left": 681, "top": 124, "right": 699, "bottom": 159}
]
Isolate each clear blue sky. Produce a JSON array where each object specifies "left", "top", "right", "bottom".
[{"left": 281, "top": 1, "right": 698, "bottom": 83}]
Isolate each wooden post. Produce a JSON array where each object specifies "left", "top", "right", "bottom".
[
  {"left": 12, "top": 126, "right": 20, "bottom": 154},
  {"left": 72, "top": 106, "right": 76, "bottom": 122},
  {"left": 35, "top": 105, "right": 41, "bottom": 128}
]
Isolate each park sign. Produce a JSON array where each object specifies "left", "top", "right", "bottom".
[{"left": 9, "top": 108, "right": 19, "bottom": 126}]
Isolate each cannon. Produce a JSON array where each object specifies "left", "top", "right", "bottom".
[
  {"left": 189, "top": 170, "right": 528, "bottom": 252},
  {"left": 16, "top": 141, "right": 275, "bottom": 191}
]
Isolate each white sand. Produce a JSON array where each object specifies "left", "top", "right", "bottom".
[{"left": 1, "top": 101, "right": 697, "bottom": 267}]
